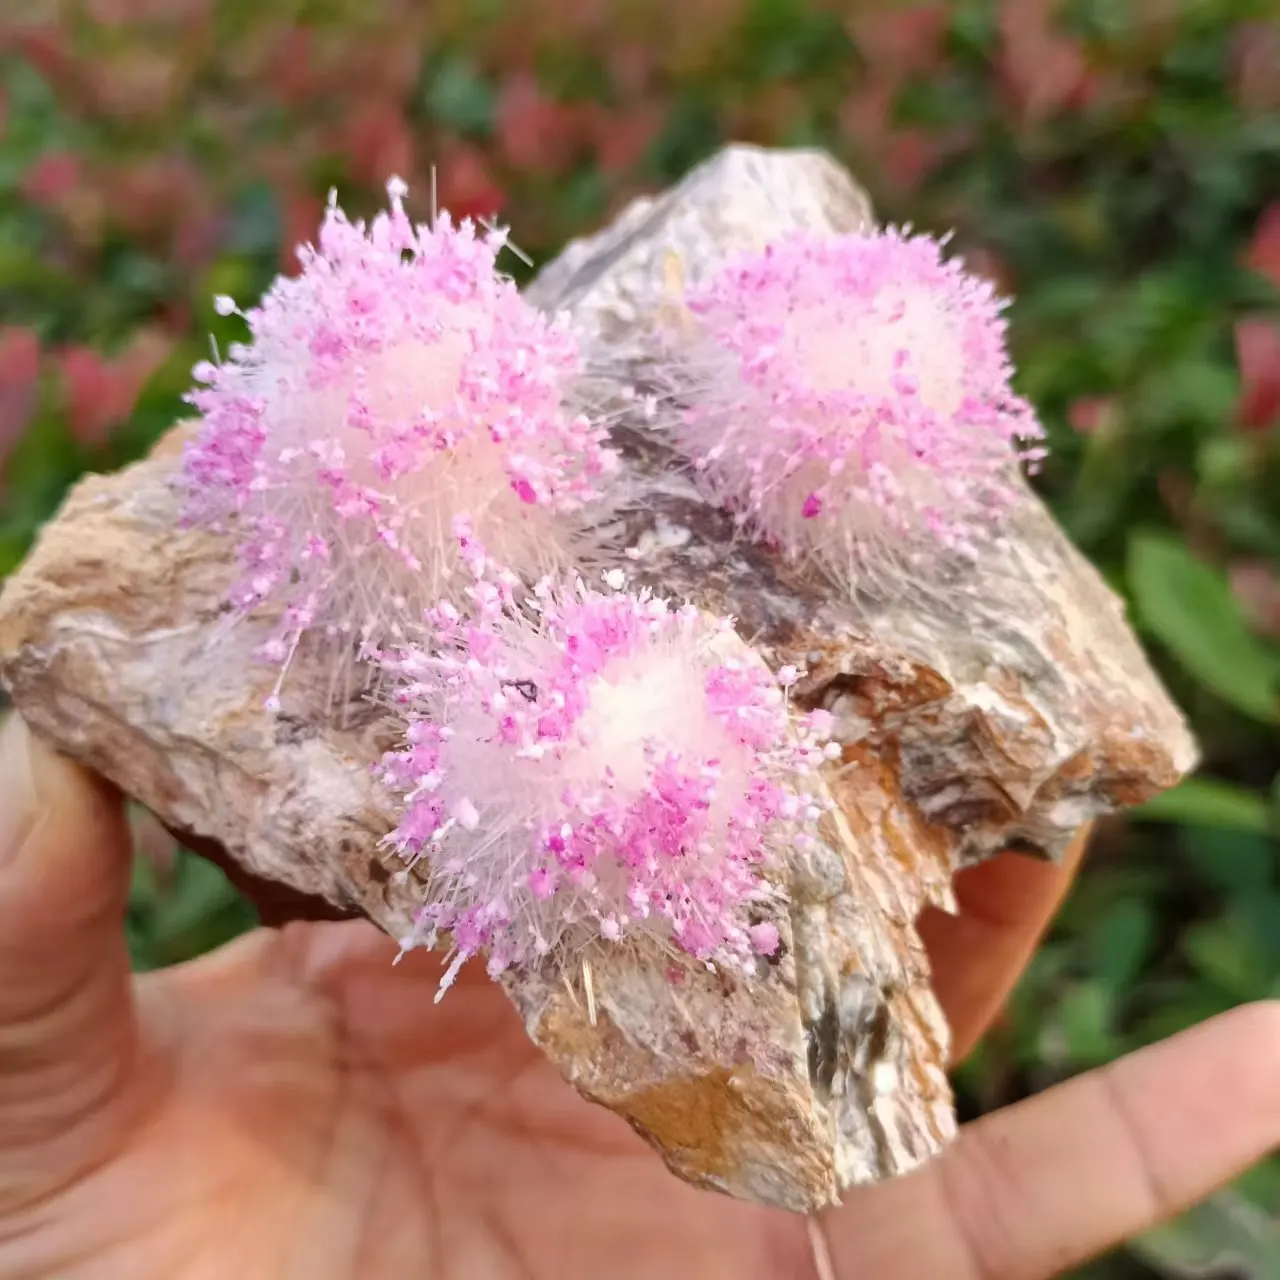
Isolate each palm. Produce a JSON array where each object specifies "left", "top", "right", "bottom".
[
  {"left": 25, "top": 922, "right": 802, "bottom": 1280},
  {"left": 2, "top": 735, "right": 1276, "bottom": 1280}
]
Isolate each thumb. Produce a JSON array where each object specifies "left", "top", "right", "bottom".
[{"left": 0, "top": 714, "right": 138, "bottom": 1208}]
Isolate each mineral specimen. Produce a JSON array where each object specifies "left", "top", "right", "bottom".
[{"left": 0, "top": 145, "right": 1196, "bottom": 1212}]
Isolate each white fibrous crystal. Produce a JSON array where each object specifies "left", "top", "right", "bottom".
[
  {"left": 181, "top": 179, "right": 615, "bottom": 706},
  {"left": 376, "top": 551, "right": 834, "bottom": 996},
  {"left": 665, "top": 229, "right": 1045, "bottom": 591}
]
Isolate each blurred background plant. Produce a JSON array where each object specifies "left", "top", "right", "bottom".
[{"left": 2, "top": 0, "right": 1278, "bottom": 1273}]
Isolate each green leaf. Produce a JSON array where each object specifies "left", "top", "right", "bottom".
[
  {"left": 148, "top": 851, "right": 244, "bottom": 939},
  {"left": 1127, "top": 531, "right": 1280, "bottom": 723},
  {"left": 1048, "top": 982, "right": 1118, "bottom": 1068},
  {"left": 422, "top": 57, "right": 495, "bottom": 136},
  {"left": 1184, "top": 913, "right": 1275, "bottom": 1001},
  {"left": 1086, "top": 900, "right": 1155, "bottom": 989},
  {"left": 0, "top": 529, "right": 29, "bottom": 579},
  {"left": 1240, "top": 892, "right": 1280, "bottom": 979},
  {"left": 1130, "top": 980, "right": 1237, "bottom": 1047},
  {"left": 227, "top": 182, "right": 282, "bottom": 257},
  {"left": 127, "top": 848, "right": 255, "bottom": 970},
  {"left": 1236, "top": 1158, "right": 1280, "bottom": 1214},
  {"left": 1130, "top": 1189, "right": 1280, "bottom": 1279},
  {"left": 1178, "top": 824, "right": 1276, "bottom": 898},
  {"left": 1135, "top": 776, "right": 1275, "bottom": 835}
]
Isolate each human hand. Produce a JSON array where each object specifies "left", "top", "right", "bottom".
[{"left": 1, "top": 714, "right": 1276, "bottom": 1279}]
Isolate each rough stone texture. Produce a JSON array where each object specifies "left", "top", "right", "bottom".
[{"left": 0, "top": 145, "right": 1197, "bottom": 1213}]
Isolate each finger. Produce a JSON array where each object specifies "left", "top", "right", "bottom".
[
  {"left": 917, "top": 825, "right": 1090, "bottom": 1062},
  {"left": 822, "top": 1000, "right": 1280, "bottom": 1279},
  {"left": 0, "top": 715, "right": 137, "bottom": 1206}
]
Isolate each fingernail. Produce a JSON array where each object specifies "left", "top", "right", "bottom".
[{"left": 0, "top": 714, "right": 38, "bottom": 864}]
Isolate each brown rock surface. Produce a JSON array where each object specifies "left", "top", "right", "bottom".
[{"left": 0, "top": 144, "right": 1196, "bottom": 1212}]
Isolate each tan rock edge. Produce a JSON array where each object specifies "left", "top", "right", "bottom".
[{"left": 0, "top": 145, "right": 1196, "bottom": 1213}]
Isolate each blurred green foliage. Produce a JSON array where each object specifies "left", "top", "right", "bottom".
[{"left": 2, "top": 1, "right": 1279, "bottom": 1273}]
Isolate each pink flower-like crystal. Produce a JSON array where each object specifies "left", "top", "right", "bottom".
[
  {"left": 376, "top": 558, "right": 835, "bottom": 996},
  {"left": 181, "top": 178, "right": 615, "bottom": 708},
  {"left": 672, "top": 228, "right": 1045, "bottom": 590}
]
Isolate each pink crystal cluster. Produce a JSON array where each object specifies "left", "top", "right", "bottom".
[
  {"left": 181, "top": 178, "right": 614, "bottom": 705},
  {"left": 182, "top": 194, "right": 1045, "bottom": 989},
  {"left": 376, "top": 547, "right": 836, "bottom": 994},
  {"left": 673, "top": 228, "right": 1045, "bottom": 587}
]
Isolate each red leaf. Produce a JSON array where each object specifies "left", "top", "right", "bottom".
[
  {"left": 59, "top": 347, "right": 124, "bottom": 448},
  {"left": 264, "top": 27, "right": 316, "bottom": 107},
  {"left": 23, "top": 152, "right": 111, "bottom": 249},
  {"left": 964, "top": 246, "right": 1017, "bottom": 298},
  {"left": 92, "top": 157, "right": 203, "bottom": 258},
  {"left": 1230, "top": 560, "right": 1280, "bottom": 641},
  {"left": 58, "top": 332, "right": 170, "bottom": 449},
  {"left": 332, "top": 36, "right": 421, "bottom": 101},
  {"left": 1068, "top": 395, "right": 1116, "bottom": 436},
  {"left": 839, "top": 80, "right": 944, "bottom": 195},
  {"left": 159, "top": 300, "right": 193, "bottom": 336},
  {"left": 278, "top": 186, "right": 326, "bottom": 274},
  {"left": 839, "top": 80, "right": 894, "bottom": 153},
  {"left": 882, "top": 129, "right": 941, "bottom": 191},
  {"left": 0, "top": 326, "right": 40, "bottom": 471},
  {"left": 1235, "top": 317, "right": 1280, "bottom": 432},
  {"left": 341, "top": 100, "right": 414, "bottom": 190},
  {"left": 118, "top": 327, "right": 173, "bottom": 392},
  {"left": 998, "top": 0, "right": 1092, "bottom": 123},
  {"left": 847, "top": 4, "right": 948, "bottom": 85},
  {"left": 1232, "top": 20, "right": 1280, "bottom": 114},
  {"left": 6, "top": 24, "right": 77, "bottom": 96},
  {"left": 586, "top": 101, "right": 662, "bottom": 176},
  {"left": 1245, "top": 204, "right": 1280, "bottom": 290},
  {"left": 497, "top": 74, "right": 581, "bottom": 174},
  {"left": 437, "top": 145, "right": 504, "bottom": 222},
  {"left": 171, "top": 208, "right": 224, "bottom": 273},
  {"left": 606, "top": 43, "right": 656, "bottom": 96},
  {"left": 1156, "top": 469, "right": 1194, "bottom": 525},
  {"left": 0, "top": 328, "right": 38, "bottom": 386},
  {"left": 84, "top": 0, "right": 212, "bottom": 20},
  {"left": 20, "top": 152, "right": 80, "bottom": 206},
  {"left": 86, "top": 47, "right": 180, "bottom": 124}
]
